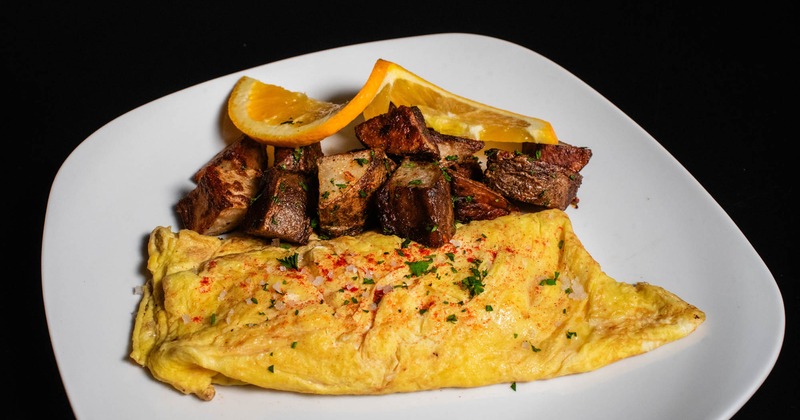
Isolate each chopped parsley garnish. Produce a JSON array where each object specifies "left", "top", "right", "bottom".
[
  {"left": 446, "top": 314, "right": 457, "bottom": 323},
  {"left": 210, "top": 313, "right": 216, "bottom": 325},
  {"left": 485, "top": 305, "right": 493, "bottom": 312},
  {"left": 354, "top": 157, "right": 369, "bottom": 166},
  {"left": 363, "top": 278, "right": 375, "bottom": 284},
  {"left": 510, "top": 382, "right": 517, "bottom": 391},
  {"left": 539, "top": 271, "right": 560, "bottom": 286},
  {"left": 291, "top": 341, "right": 298, "bottom": 348},
  {"left": 408, "top": 179, "right": 422, "bottom": 186},
  {"left": 460, "top": 259, "right": 487, "bottom": 297},
  {"left": 566, "top": 331, "right": 577, "bottom": 339},
  {"left": 277, "top": 253, "right": 299, "bottom": 270},
  {"left": 268, "top": 365, "right": 275, "bottom": 372},
  {"left": 406, "top": 258, "right": 434, "bottom": 276}
]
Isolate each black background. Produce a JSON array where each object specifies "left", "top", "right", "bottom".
[{"left": 5, "top": 2, "right": 794, "bottom": 418}]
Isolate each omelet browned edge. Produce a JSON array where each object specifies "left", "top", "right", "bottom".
[{"left": 130, "top": 209, "right": 705, "bottom": 401}]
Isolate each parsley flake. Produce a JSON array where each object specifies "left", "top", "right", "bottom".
[
  {"left": 406, "top": 258, "right": 434, "bottom": 277},
  {"left": 460, "top": 259, "right": 487, "bottom": 297},
  {"left": 277, "top": 253, "right": 299, "bottom": 270},
  {"left": 539, "top": 271, "right": 560, "bottom": 286}
]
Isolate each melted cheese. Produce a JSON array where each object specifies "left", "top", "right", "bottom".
[{"left": 130, "top": 209, "right": 705, "bottom": 400}]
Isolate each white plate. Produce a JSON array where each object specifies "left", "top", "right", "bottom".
[{"left": 42, "top": 33, "right": 784, "bottom": 419}]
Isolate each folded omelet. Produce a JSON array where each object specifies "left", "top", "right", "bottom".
[{"left": 130, "top": 209, "right": 704, "bottom": 400}]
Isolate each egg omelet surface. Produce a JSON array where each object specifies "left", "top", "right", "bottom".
[{"left": 130, "top": 209, "right": 705, "bottom": 400}]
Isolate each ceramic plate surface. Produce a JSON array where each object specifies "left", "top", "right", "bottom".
[{"left": 42, "top": 33, "right": 784, "bottom": 419}]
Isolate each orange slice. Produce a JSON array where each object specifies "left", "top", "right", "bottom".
[{"left": 227, "top": 59, "right": 558, "bottom": 147}]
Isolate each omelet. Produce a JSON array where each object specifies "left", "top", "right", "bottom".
[{"left": 130, "top": 209, "right": 705, "bottom": 400}]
